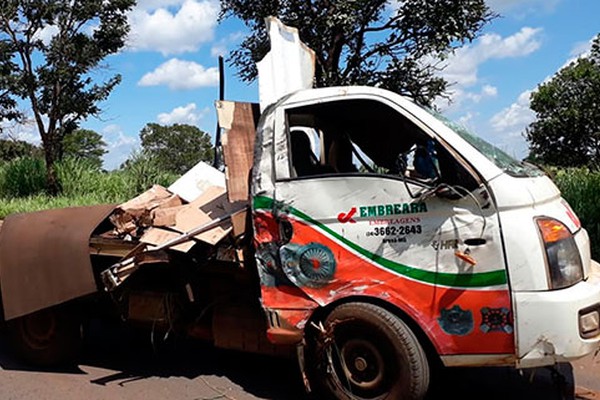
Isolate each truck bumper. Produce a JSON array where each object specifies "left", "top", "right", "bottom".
[{"left": 514, "top": 260, "right": 600, "bottom": 368}]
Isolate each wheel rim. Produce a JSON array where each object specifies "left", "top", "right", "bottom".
[
  {"left": 340, "top": 339, "right": 385, "bottom": 390},
  {"left": 20, "top": 310, "right": 57, "bottom": 350}
]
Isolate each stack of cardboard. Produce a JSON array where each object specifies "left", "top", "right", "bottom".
[{"left": 101, "top": 162, "right": 247, "bottom": 255}]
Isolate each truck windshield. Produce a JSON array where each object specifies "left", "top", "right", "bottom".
[{"left": 427, "top": 109, "right": 543, "bottom": 178}]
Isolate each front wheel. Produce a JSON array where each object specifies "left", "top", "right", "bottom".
[
  {"left": 308, "top": 302, "right": 430, "bottom": 400},
  {"left": 7, "top": 305, "right": 83, "bottom": 366}
]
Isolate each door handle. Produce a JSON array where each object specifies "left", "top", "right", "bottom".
[{"left": 464, "top": 238, "right": 486, "bottom": 246}]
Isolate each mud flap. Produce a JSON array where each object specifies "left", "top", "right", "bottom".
[{"left": 0, "top": 204, "right": 115, "bottom": 320}]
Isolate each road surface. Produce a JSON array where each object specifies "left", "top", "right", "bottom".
[{"left": 0, "top": 320, "right": 598, "bottom": 399}]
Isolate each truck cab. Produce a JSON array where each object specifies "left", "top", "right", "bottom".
[{"left": 249, "top": 85, "right": 600, "bottom": 398}]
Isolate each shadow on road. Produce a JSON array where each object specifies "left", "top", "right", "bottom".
[{"left": 0, "top": 319, "right": 578, "bottom": 400}]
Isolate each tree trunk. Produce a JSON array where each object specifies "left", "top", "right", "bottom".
[{"left": 43, "top": 141, "right": 61, "bottom": 196}]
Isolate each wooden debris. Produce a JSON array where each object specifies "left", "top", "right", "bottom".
[
  {"left": 118, "top": 184, "right": 173, "bottom": 217},
  {"left": 140, "top": 227, "right": 196, "bottom": 253},
  {"left": 217, "top": 101, "right": 260, "bottom": 203},
  {"left": 172, "top": 186, "right": 235, "bottom": 246}
]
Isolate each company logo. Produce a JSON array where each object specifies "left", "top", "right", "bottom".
[
  {"left": 337, "top": 207, "right": 357, "bottom": 224},
  {"left": 359, "top": 202, "right": 427, "bottom": 217}
]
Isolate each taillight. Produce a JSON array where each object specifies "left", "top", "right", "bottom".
[{"left": 536, "top": 217, "right": 583, "bottom": 289}]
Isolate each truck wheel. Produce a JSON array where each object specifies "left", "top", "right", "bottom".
[
  {"left": 308, "top": 303, "right": 429, "bottom": 400},
  {"left": 8, "top": 305, "right": 82, "bottom": 366}
]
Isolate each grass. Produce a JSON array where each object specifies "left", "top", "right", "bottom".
[
  {"left": 551, "top": 168, "right": 600, "bottom": 260},
  {"left": 0, "top": 156, "right": 178, "bottom": 219}
]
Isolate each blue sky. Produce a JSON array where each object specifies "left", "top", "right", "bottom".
[{"left": 5, "top": 0, "right": 600, "bottom": 169}]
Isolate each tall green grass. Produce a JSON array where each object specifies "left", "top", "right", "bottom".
[
  {"left": 0, "top": 157, "right": 46, "bottom": 197},
  {"left": 0, "top": 156, "right": 178, "bottom": 218},
  {"left": 552, "top": 168, "right": 600, "bottom": 260}
]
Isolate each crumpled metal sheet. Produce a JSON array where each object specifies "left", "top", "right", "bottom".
[{"left": 0, "top": 204, "right": 115, "bottom": 320}]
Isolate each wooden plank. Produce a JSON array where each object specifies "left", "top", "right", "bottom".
[
  {"left": 89, "top": 236, "right": 140, "bottom": 257},
  {"left": 217, "top": 101, "right": 260, "bottom": 203}
]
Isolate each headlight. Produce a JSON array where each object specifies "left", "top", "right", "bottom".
[{"left": 536, "top": 217, "right": 583, "bottom": 289}]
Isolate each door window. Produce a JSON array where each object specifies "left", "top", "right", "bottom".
[{"left": 284, "top": 99, "right": 479, "bottom": 191}]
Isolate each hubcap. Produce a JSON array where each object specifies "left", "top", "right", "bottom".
[{"left": 340, "top": 339, "right": 385, "bottom": 391}]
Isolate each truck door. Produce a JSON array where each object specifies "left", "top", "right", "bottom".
[{"left": 254, "top": 95, "right": 515, "bottom": 357}]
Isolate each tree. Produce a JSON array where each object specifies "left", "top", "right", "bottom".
[
  {"left": 62, "top": 128, "right": 107, "bottom": 169},
  {"left": 0, "top": 138, "right": 40, "bottom": 161},
  {"left": 220, "top": 0, "right": 494, "bottom": 106},
  {"left": 139, "top": 123, "right": 214, "bottom": 175},
  {"left": 0, "top": 0, "right": 134, "bottom": 194},
  {"left": 526, "top": 34, "right": 600, "bottom": 168}
]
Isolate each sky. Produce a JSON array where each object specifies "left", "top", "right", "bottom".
[{"left": 4, "top": 0, "right": 600, "bottom": 169}]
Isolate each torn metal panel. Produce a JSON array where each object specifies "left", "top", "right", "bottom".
[
  {"left": 216, "top": 101, "right": 260, "bottom": 203},
  {"left": 0, "top": 204, "right": 115, "bottom": 320},
  {"left": 257, "top": 16, "right": 316, "bottom": 111},
  {"left": 168, "top": 161, "right": 225, "bottom": 203}
]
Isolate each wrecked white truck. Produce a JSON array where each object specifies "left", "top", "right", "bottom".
[
  {"left": 2, "top": 18, "right": 600, "bottom": 400},
  {"left": 2, "top": 85, "right": 600, "bottom": 399}
]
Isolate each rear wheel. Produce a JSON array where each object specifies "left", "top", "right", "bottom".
[
  {"left": 308, "top": 302, "right": 429, "bottom": 400},
  {"left": 8, "top": 305, "right": 82, "bottom": 366}
]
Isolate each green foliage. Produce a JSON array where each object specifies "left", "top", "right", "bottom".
[
  {"left": 62, "top": 129, "right": 107, "bottom": 169},
  {"left": 139, "top": 123, "right": 214, "bottom": 174},
  {"left": 552, "top": 168, "right": 600, "bottom": 260},
  {"left": 526, "top": 34, "right": 600, "bottom": 168},
  {"left": 220, "top": 0, "right": 494, "bottom": 106},
  {"left": 121, "top": 150, "right": 179, "bottom": 194},
  {"left": 0, "top": 138, "right": 41, "bottom": 161},
  {"left": 0, "top": 156, "right": 179, "bottom": 218},
  {"left": 0, "top": 157, "right": 47, "bottom": 197},
  {"left": 0, "top": 0, "right": 135, "bottom": 193}
]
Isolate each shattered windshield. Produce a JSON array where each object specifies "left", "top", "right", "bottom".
[{"left": 428, "top": 110, "right": 543, "bottom": 178}]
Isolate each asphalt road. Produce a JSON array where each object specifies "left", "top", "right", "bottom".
[{"left": 0, "top": 320, "right": 598, "bottom": 400}]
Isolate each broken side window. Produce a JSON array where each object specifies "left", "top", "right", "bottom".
[{"left": 285, "top": 99, "right": 479, "bottom": 191}]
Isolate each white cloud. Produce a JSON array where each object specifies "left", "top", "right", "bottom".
[
  {"left": 490, "top": 90, "right": 534, "bottom": 136},
  {"left": 436, "top": 84, "right": 498, "bottom": 112},
  {"left": 33, "top": 25, "right": 59, "bottom": 46},
  {"left": 0, "top": 118, "right": 40, "bottom": 144},
  {"left": 135, "top": 0, "right": 185, "bottom": 10},
  {"left": 486, "top": 0, "right": 560, "bottom": 15},
  {"left": 138, "top": 58, "right": 219, "bottom": 90},
  {"left": 157, "top": 103, "right": 208, "bottom": 125},
  {"left": 442, "top": 27, "right": 543, "bottom": 87},
  {"left": 481, "top": 85, "right": 498, "bottom": 97},
  {"left": 458, "top": 112, "right": 476, "bottom": 127},
  {"left": 127, "top": 0, "right": 219, "bottom": 55},
  {"left": 210, "top": 31, "right": 245, "bottom": 58},
  {"left": 570, "top": 40, "right": 593, "bottom": 58},
  {"left": 556, "top": 36, "right": 596, "bottom": 71},
  {"left": 101, "top": 124, "right": 140, "bottom": 170}
]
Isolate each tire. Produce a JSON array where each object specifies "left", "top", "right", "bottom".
[
  {"left": 7, "top": 305, "right": 83, "bottom": 366},
  {"left": 308, "top": 303, "right": 429, "bottom": 400}
]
